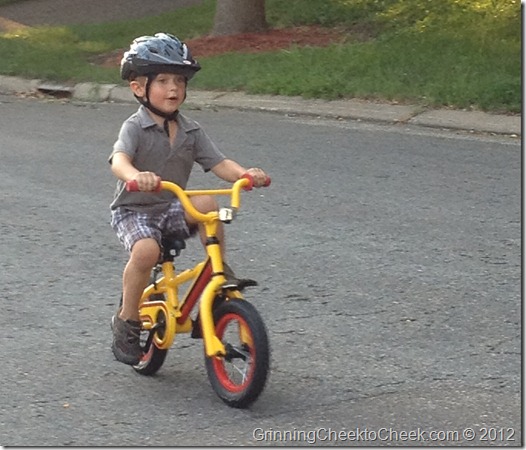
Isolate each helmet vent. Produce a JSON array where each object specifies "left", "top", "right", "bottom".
[{"left": 120, "top": 32, "right": 201, "bottom": 80}]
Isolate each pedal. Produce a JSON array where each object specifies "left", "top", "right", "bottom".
[{"left": 222, "top": 278, "right": 258, "bottom": 291}]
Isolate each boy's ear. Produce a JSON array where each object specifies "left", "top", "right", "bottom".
[{"left": 130, "top": 80, "right": 146, "bottom": 98}]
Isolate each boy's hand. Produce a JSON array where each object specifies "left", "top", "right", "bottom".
[
  {"left": 132, "top": 171, "right": 161, "bottom": 191},
  {"left": 245, "top": 167, "right": 269, "bottom": 187}
]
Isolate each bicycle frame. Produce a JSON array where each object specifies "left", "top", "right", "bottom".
[{"left": 133, "top": 179, "right": 251, "bottom": 358}]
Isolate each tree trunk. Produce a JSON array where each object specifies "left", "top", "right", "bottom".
[{"left": 212, "top": 0, "right": 267, "bottom": 36}]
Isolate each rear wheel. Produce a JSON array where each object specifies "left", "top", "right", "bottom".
[
  {"left": 205, "top": 299, "right": 269, "bottom": 408},
  {"left": 133, "top": 306, "right": 168, "bottom": 376}
]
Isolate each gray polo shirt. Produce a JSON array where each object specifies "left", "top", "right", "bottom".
[{"left": 109, "top": 106, "right": 225, "bottom": 212}]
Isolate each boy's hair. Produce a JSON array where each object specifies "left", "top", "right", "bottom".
[{"left": 127, "top": 71, "right": 140, "bottom": 82}]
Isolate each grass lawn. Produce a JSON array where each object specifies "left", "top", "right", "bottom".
[{"left": 0, "top": 0, "right": 520, "bottom": 112}]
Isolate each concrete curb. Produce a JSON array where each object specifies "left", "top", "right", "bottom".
[{"left": 0, "top": 75, "right": 520, "bottom": 136}]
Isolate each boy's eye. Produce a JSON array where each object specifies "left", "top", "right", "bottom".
[{"left": 155, "top": 75, "right": 185, "bottom": 85}]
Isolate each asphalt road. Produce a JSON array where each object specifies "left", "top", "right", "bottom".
[
  {"left": 0, "top": 94, "right": 521, "bottom": 446},
  {"left": 0, "top": 0, "right": 203, "bottom": 28}
]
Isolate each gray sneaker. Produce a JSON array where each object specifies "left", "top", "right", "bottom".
[{"left": 111, "top": 314, "right": 142, "bottom": 365}]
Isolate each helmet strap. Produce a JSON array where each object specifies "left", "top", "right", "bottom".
[{"left": 135, "top": 74, "right": 180, "bottom": 135}]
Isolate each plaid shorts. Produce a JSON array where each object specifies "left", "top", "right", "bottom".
[{"left": 111, "top": 201, "right": 196, "bottom": 253}]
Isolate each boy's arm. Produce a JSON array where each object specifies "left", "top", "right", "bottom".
[
  {"left": 111, "top": 151, "right": 160, "bottom": 191},
  {"left": 211, "top": 159, "right": 268, "bottom": 187}
]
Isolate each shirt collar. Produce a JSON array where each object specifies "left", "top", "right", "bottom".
[{"left": 137, "top": 105, "right": 199, "bottom": 133}]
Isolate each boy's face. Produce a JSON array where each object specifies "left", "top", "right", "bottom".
[{"left": 130, "top": 73, "right": 187, "bottom": 114}]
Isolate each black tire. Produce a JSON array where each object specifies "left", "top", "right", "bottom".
[
  {"left": 133, "top": 307, "right": 168, "bottom": 376},
  {"left": 205, "top": 299, "right": 270, "bottom": 408}
]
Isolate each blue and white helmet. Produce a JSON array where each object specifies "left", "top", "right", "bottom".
[{"left": 120, "top": 33, "right": 201, "bottom": 80}]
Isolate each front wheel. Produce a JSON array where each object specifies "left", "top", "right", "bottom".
[{"left": 205, "top": 299, "right": 270, "bottom": 408}]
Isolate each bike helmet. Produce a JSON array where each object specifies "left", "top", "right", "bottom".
[{"left": 120, "top": 32, "right": 201, "bottom": 81}]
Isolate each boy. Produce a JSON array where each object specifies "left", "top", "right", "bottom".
[{"left": 109, "top": 33, "right": 268, "bottom": 365}]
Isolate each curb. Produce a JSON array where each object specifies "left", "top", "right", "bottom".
[{"left": 0, "top": 75, "right": 520, "bottom": 137}]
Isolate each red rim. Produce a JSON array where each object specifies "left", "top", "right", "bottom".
[
  {"left": 139, "top": 343, "right": 153, "bottom": 363},
  {"left": 212, "top": 313, "right": 255, "bottom": 393}
]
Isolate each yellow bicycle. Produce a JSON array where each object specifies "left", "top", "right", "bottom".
[{"left": 124, "top": 175, "right": 270, "bottom": 408}]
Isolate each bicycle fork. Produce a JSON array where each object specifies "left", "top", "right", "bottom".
[{"left": 199, "top": 232, "right": 242, "bottom": 358}]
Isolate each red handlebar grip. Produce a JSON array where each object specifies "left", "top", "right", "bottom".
[
  {"left": 240, "top": 173, "right": 271, "bottom": 190},
  {"left": 241, "top": 173, "right": 254, "bottom": 191},
  {"left": 126, "top": 180, "right": 139, "bottom": 192},
  {"left": 125, "top": 179, "right": 162, "bottom": 192}
]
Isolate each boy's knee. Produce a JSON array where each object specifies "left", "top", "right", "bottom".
[
  {"left": 185, "top": 195, "right": 218, "bottom": 227},
  {"left": 194, "top": 195, "right": 218, "bottom": 213},
  {"left": 186, "top": 195, "right": 218, "bottom": 221},
  {"left": 130, "top": 238, "right": 160, "bottom": 270}
]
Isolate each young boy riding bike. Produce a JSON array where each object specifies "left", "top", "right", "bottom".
[{"left": 109, "top": 33, "right": 269, "bottom": 366}]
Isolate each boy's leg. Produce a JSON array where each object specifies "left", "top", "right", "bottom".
[
  {"left": 111, "top": 207, "right": 167, "bottom": 365},
  {"left": 112, "top": 236, "right": 160, "bottom": 365},
  {"left": 185, "top": 195, "right": 225, "bottom": 257},
  {"left": 185, "top": 195, "right": 251, "bottom": 285},
  {"left": 120, "top": 237, "right": 160, "bottom": 321}
]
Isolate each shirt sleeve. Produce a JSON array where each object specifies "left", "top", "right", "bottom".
[
  {"left": 108, "top": 119, "right": 140, "bottom": 164},
  {"left": 193, "top": 126, "right": 226, "bottom": 172}
]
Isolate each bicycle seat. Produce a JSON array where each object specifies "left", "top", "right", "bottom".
[{"left": 161, "top": 235, "right": 186, "bottom": 261}]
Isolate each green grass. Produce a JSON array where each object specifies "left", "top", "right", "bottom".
[{"left": 0, "top": 0, "right": 520, "bottom": 112}]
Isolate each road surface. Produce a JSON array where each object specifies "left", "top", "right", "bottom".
[{"left": 0, "top": 94, "right": 520, "bottom": 446}]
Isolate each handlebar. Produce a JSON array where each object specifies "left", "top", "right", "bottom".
[{"left": 125, "top": 173, "right": 270, "bottom": 223}]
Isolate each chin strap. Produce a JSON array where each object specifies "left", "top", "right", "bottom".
[{"left": 135, "top": 95, "right": 179, "bottom": 135}]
